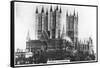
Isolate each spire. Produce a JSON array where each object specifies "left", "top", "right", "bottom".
[
  {"left": 26, "top": 30, "right": 31, "bottom": 41},
  {"left": 41, "top": 6, "right": 44, "bottom": 13},
  {"left": 66, "top": 10, "right": 68, "bottom": 16},
  {"left": 56, "top": 5, "right": 58, "bottom": 11},
  {"left": 46, "top": 8, "right": 48, "bottom": 15},
  {"left": 36, "top": 6, "right": 38, "bottom": 13},
  {"left": 74, "top": 9, "right": 75, "bottom": 16},
  {"left": 59, "top": 6, "right": 62, "bottom": 13},
  {"left": 50, "top": 5, "right": 52, "bottom": 12}
]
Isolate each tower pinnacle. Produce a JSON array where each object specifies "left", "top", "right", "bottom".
[
  {"left": 36, "top": 6, "right": 38, "bottom": 13},
  {"left": 66, "top": 10, "right": 68, "bottom": 16},
  {"left": 41, "top": 6, "right": 44, "bottom": 13},
  {"left": 59, "top": 6, "right": 62, "bottom": 13},
  {"left": 46, "top": 9, "right": 48, "bottom": 15},
  {"left": 50, "top": 5, "right": 53, "bottom": 12},
  {"left": 74, "top": 9, "right": 75, "bottom": 16},
  {"left": 56, "top": 5, "right": 58, "bottom": 11}
]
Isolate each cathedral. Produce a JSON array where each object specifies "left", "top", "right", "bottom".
[
  {"left": 35, "top": 5, "right": 78, "bottom": 43},
  {"left": 26, "top": 5, "right": 78, "bottom": 52}
]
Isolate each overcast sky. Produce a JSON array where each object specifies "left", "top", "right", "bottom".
[{"left": 14, "top": 2, "right": 97, "bottom": 52}]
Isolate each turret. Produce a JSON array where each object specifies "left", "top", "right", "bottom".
[
  {"left": 73, "top": 9, "right": 75, "bottom": 16},
  {"left": 50, "top": 5, "right": 53, "bottom": 12},
  {"left": 41, "top": 6, "right": 44, "bottom": 13},
  {"left": 66, "top": 10, "right": 68, "bottom": 16},
  {"left": 46, "top": 9, "right": 48, "bottom": 15},
  {"left": 36, "top": 6, "right": 38, "bottom": 13},
  {"left": 56, "top": 5, "right": 59, "bottom": 11},
  {"left": 59, "top": 6, "right": 62, "bottom": 13}
]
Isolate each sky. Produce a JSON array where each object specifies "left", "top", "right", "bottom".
[{"left": 14, "top": 2, "right": 97, "bottom": 53}]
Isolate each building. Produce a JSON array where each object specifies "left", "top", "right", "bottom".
[
  {"left": 35, "top": 7, "right": 42, "bottom": 39},
  {"left": 49, "top": 6, "right": 62, "bottom": 39},
  {"left": 66, "top": 10, "right": 78, "bottom": 47},
  {"left": 35, "top": 6, "right": 48, "bottom": 40},
  {"left": 26, "top": 5, "right": 79, "bottom": 52},
  {"left": 77, "top": 37, "right": 94, "bottom": 54},
  {"left": 26, "top": 40, "right": 47, "bottom": 52},
  {"left": 36, "top": 6, "right": 78, "bottom": 43},
  {"left": 55, "top": 6, "right": 62, "bottom": 39},
  {"left": 35, "top": 6, "right": 62, "bottom": 40}
]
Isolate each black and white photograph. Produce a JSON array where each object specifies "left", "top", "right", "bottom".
[{"left": 11, "top": 1, "right": 98, "bottom": 67}]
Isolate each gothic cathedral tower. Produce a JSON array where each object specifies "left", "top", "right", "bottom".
[
  {"left": 35, "top": 7, "right": 42, "bottom": 40},
  {"left": 66, "top": 10, "right": 78, "bottom": 47},
  {"left": 55, "top": 6, "right": 62, "bottom": 39}
]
